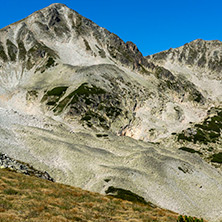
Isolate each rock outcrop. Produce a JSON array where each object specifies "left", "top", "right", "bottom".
[{"left": 0, "top": 153, "right": 53, "bottom": 181}]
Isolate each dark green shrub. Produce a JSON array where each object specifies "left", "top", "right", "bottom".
[
  {"left": 211, "top": 152, "right": 222, "bottom": 163},
  {"left": 177, "top": 107, "right": 222, "bottom": 144},
  {"left": 177, "top": 215, "right": 203, "bottom": 222},
  {"left": 45, "top": 57, "right": 55, "bottom": 68}
]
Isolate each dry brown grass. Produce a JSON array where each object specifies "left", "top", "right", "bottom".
[{"left": 0, "top": 168, "right": 179, "bottom": 222}]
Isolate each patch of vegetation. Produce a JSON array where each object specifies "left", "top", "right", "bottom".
[
  {"left": 72, "top": 83, "right": 105, "bottom": 97},
  {"left": 81, "top": 114, "right": 91, "bottom": 121},
  {"left": 42, "top": 86, "right": 68, "bottom": 108},
  {"left": 208, "top": 147, "right": 214, "bottom": 152},
  {"left": 42, "top": 83, "right": 123, "bottom": 129},
  {"left": 192, "top": 91, "right": 203, "bottom": 103},
  {"left": 46, "top": 86, "right": 68, "bottom": 97},
  {"left": 54, "top": 83, "right": 105, "bottom": 113},
  {"left": 53, "top": 83, "right": 122, "bottom": 128},
  {"left": 6, "top": 39, "right": 17, "bottom": 62},
  {"left": 17, "top": 41, "right": 26, "bottom": 61},
  {"left": 177, "top": 215, "right": 203, "bottom": 222},
  {"left": 46, "top": 101, "right": 56, "bottom": 106},
  {"left": 27, "top": 42, "right": 56, "bottom": 58},
  {"left": 83, "top": 39, "right": 91, "bottom": 51},
  {"left": 81, "top": 110, "right": 108, "bottom": 129},
  {"left": 211, "top": 152, "right": 222, "bottom": 163},
  {"left": 179, "top": 147, "right": 202, "bottom": 155},
  {"left": 103, "top": 106, "right": 121, "bottom": 118},
  {"left": 105, "top": 186, "right": 148, "bottom": 205},
  {"left": 0, "top": 42, "right": 8, "bottom": 62},
  {"left": 45, "top": 57, "right": 55, "bottom": 68},
  {"left": 178, "top": 107, "right": 222, "bottom": 144},
  {"left": 178, "top": 132, "right": 192, "bottom": 142},
  {"left": 0, "top": 168, "right": 179, "bottom": 221},
  {"left": 26, "top": 41, "right": 58, "bottom": 71}
]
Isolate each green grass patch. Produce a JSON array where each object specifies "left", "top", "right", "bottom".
[
  {"left": 41, "top": 86, "right": 68, "bottom": 106},
  {"left": 177, "top": 107, "right": 222, "bottom": 144},
  {"left": 211, "top": 152, "right": 222, "bottom": 163},
  {"left": 46, "top": 86, "right": 68, "bottom": 96}
]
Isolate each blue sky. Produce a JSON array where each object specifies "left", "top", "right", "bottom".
[{"left": 1, "top": 0, "right": 222, "bottom": 56}]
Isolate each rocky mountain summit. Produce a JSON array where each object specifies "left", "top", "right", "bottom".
[{"left": 0, "top": 3, "right": 222, "bottom": 221}]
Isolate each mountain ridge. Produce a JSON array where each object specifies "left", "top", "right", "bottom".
[{"left": 0, "top": 4, "right": 222, "bottom": 221}]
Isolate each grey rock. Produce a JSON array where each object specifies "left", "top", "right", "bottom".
[{"left": 0, "top": 153, "right": 54, "bottom": 182}]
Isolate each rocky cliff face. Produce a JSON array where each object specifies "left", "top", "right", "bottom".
[{"left": 0, "top": 3, "right": 222, "bottom": 221}]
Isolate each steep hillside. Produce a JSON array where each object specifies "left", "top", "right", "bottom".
[
  {"left": 0, "top": 168, "right": 180, "bottom": 222},
  {"left": 0, "top": 3, "right": 221, "bottom": 221}
]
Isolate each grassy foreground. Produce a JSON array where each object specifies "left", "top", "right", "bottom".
[{"left": 0, "top": 168, "right": 180, "bottom": 221}]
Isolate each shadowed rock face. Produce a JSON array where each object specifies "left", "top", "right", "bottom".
[{"left": 0, "top": 3, "right": 222, "bottom": 221}]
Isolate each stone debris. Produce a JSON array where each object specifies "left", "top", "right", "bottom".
[{"left": 0, "top": 153, "right": 54, "bottom": 182}]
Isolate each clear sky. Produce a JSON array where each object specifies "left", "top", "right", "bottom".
[{"left": 1, "top": 0, "right": 222, "bottom": 56}]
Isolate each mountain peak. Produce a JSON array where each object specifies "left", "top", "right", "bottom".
[
  {"left": 39, "top": 3, "right": 70, "bottom": 12},
  {"left": 0, "top": 4, "right": 222, "bottom": 222},
  {"left": 47, "top": 3, "right": 68, "bottom": 8},
  {"left": 148, "top": 38, "right": 222, "bottom": 74}
]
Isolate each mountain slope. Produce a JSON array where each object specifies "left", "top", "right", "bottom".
[
  {"left": 0, "top": 168, "right": 180, "bottom": 222},
  {"left": 0, "top": 3, "right": 221, "bottom": 221},
  {"left": 147, "top": 39, "right": 222, "bottom": 168}
]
